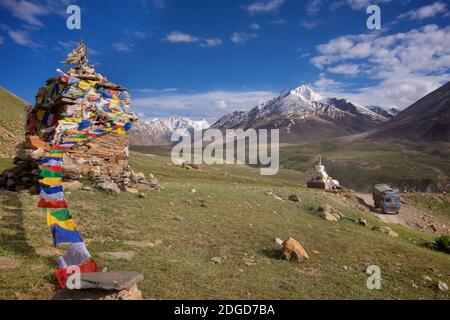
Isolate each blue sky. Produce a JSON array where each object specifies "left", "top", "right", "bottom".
[{"left": 0, "top": 0, "right": 449, "bottom": 122}]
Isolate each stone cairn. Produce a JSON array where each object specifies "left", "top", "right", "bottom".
[
  {"left": 0, "top": 42, "right": 158, "bottom": 194},
  {"left": 0, "top": 42, "right": 150, "bottom": 297}
]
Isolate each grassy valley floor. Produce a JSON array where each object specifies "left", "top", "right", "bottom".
[{"left": 0, "top": 149, "right": 449, "bottom": 299}]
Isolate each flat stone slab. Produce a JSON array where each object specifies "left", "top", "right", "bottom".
[
  {"left": 76, "top": 271, "right": 144, "bottom": 291},
  {"left": 100, "top": 251, "right": 135, "bottom": 261},
  {"left": 52, "top": 284, "right": 143, "bottom": 300},
  {"left": 0, "top": 256, "right": 21, "bottom": 269}
]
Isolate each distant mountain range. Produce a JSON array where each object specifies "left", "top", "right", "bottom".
[
  {"left": 367, "top": 106, "right": 400, "bottom": 119},
  {"left": 129, "top": 116, "right": 210, "bottom": 145},
  {"left": 369, "top": 81, "right": 450, "bottom": 142},
  {"left": 211, "top": 85, "right": 391, "bottom": 143}
]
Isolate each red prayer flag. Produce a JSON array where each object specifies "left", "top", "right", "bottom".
[
  {"left": 40, "top": 164, "right": 63, "bottom": 172},
  {"left": 38, "top": 199, "right": 68, "bottom": 209},
  {"left": 51, "top": 145, "right": 70, "bottom": 151},
  {"left": 54, "top": 259, "right": 99, "bottom": 288}
]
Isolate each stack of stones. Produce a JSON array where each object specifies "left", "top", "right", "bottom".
[{"left": 0, "top": 42, "right": 158, "bottom": 194}]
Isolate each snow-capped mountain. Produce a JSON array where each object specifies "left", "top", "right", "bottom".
[
  {"left": 367, "top": 106, "right": 401, "bottom": 119},
  {"left": 130, "top": 116, "right": 210, "bottom": 145},
  {"left": 212, "top": 85, "right": 388, "bottom": 143}
]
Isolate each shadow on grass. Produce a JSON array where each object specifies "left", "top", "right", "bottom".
[
  {"left": 260, "top": 249, "right": 284, "bottom": 261},
  {"left": 0, "top": 192, "right": 38, "bottom": 258}
]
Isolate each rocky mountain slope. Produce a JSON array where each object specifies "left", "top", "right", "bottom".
[
  {"left": 212, "top": 85, "right": 388, "bottom": 143},
  {"left": 369, "top": 82, "right": 450, "bottom": 142},
  {"left": 130, "top": 116, "right": 210, "bottom": 145},
  {"left": 0, "top": 87, "right": 27, "bottom": 158}
]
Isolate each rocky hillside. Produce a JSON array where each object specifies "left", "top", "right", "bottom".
[
  {"left": 370, "top": 82, "right": 450, "bottom": 142},
  {"left": 130, "top": 116, "right": 210, "bottom": 145},
  {"left": 0, "top": 87, "right": 27, "bottom": 158},
  {"left": 212, "top": 85, "right": 388, "bottom": 143}
]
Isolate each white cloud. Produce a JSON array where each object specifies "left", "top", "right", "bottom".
[
  {"left": 112, "top": 42, "right": 134, "bottom": 53},
  {"left": 231, "top": 31, "right": 258, "bottom": 45},
  {"left": 132, "top": 90, "right": 276, "bottom": 121},
  {"left": 398, "top": 2, "right": 448, "bottom": 20},
  {"left": 313, "top": 73, "right": 343, "bottom": 91},
  {"left": 345, "top": 73, "right": 449, "bottom": 109},
  {"left": 300, "top": 20, "right": 321, "bottom": 30},
  {"left": 165, "top": 31, "right": 223, "bottom": 47},
  {"left": 165, "top": 31, "right": 199, "bottom": 43},
  {"left": 345, "top": 0, "right": 392, "bottom": 10},
  {"left": 250, "top": 23, "right": 260, "bottom": 30},
  {"left": 328, "top": 63, "right": 360, "bottom": 75},
  {"left": 0, "top": 25, "right": 40, "bottom": 48},
  {"left": 0, "top": 0, "right": 71, "bottom": 28},
  {"left": 244, "top": 0, "right": 285, "bottom": 15},
  {"left": 201, "top": 38, "right": 223, "bottom": 48},
  {"left": 305, "top": 0, "right": 323, "bottom": 16},
  {"left": 310, "top": 24, "right": 450, "bottom": 108}
]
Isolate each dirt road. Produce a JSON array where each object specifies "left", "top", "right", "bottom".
[{"left": 355, "top": 192, "right": 448, "bottom": 235}]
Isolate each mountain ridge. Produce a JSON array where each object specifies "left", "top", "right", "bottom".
[
  {"left": 130, "top": 115, "right": 210, "bottom": 145},
  {"left": 212, "top": 85, "right": 388, "bottom": 143}
]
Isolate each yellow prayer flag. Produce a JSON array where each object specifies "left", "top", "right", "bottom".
[
  {"left": 116, "top": 127, "right": 126, "bottom": 135},
  {"left": 78, "top": 80, "right": 92, "bottom": 90},
  {"left": 39, "top": 178, "right": 62, "bottom": 186},
  {"left": 47, "top": 213, "right": 77, "bottom": 230}
]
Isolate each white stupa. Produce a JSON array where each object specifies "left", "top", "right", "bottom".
[{"left": 307, "top": 156, "right": 340, "bottom": 190}]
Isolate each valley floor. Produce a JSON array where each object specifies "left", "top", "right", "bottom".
[{"left": 0, "top": 150, "right": 449, "bottom": 300}]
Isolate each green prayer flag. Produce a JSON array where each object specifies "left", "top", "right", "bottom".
[{"left": 41, "top": 167, "right": 62, "bottom": 178}]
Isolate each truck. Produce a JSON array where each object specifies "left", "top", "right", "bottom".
[{"left": 372, "top": 184, "right": 401, "bottom": 214}]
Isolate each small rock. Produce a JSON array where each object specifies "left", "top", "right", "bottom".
[
  {"left": 211, "top": 257, "right": 222, "bottom": 264},
  {"left": 191, "top": 189, "right": 196, "bottom": 193},
  {"left": 288, "top": 194, "right": 300, "bottom": 202},
  {"left": 279, "top": 282, "right": 295, "bottom": 291},
  {"left": 281, "top": 237, "right": 309, "bottom": 263},
  {"left": 138, "top": 193, "right": 146, "bottom": 199},
  {"left": 82, "top": 186, "right": 93, "bottom": 191},
  {"left": 35, "top": 247, "right": 64, "bottom": 257},
  {"left": 358, "top": 217, "right": 368, "bottom": 227},
  {"left": 124, "top": 240, "right": 160, "bottom": 248},
  {"left": 274, "top": 237, "right": 284, "bottom": 246},
  {"left": 174, "top": 215, "right": 185, "bottom": 222},
  {"left": 422, "top": 275, "right": 432, "bottom": 282},
  {"left": 125, "top": 187, "right": 139, "bottom": 194},
  {"left": 438, "top": 281, "right": 449, "bottom": 292},
  {"left": 0, "top": 257, "right": 21, "bottom": 269}
]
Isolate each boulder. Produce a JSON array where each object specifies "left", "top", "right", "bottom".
[
  {"left": 438, "top": 281, "right": 449, "bottom": 292},
  {"left": 281, "top": 237, "right": 309, "bottom": 263},
  {"left": 26, "top": 135, "right": 50, "bottom": 151}
]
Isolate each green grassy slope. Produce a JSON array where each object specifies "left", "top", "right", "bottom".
[
  {"left": 280, "top": 140, "right": 450, "bottom": 192},
  {"left": 0, "top": 87, "right": 28, "bottom": 158},
  {"left": 0, "top": 150, "right": 449, "bottom": 300}
]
